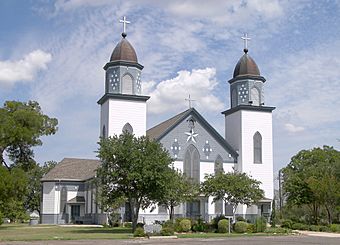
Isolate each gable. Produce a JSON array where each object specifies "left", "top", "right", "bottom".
[{"left": 148, "top": 109, "right": 238, "bottom": 163}]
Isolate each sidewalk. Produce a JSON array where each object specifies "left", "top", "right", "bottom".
[{"left": 297, "top": 230, "right": 340, "bottom": 238}]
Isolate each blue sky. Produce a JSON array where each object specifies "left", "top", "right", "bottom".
[{"left": 1, "top": 0, "right": 340, "bottom": 176}]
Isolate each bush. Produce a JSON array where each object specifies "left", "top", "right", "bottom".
[
  {"left": 192, "top": 218, "right": 205, "bottom": 232},
  {"left": 255, "top": 217, "right": 267, "bottom": 232},
  {"left": 203, "top": 223, "right": 216, "bottom": 233},
  {"left": 234, "top": 221, "right": 248, "bottom": 233},
  {"left": 281, "top": 219, "right": 293, "bottom": 229},
  {"left": 163, "top": 220, "right": 174, "bottom": 228},
  {"left": 319, "top": 226, "right": 330, "bottom": 232},
  {"left": 218, "top": 219, "right": 229, "bottom": 233},
  {"left": 174, "top": 218, "right": 186, "bottom": 232},
  {"left": 133, "top": 227, "right": 145, "bottom": 237},
  {"left": 330, "top": 224, "right": 340, "bottom": 233},
  {"left": 180, "top": 219, "right": 191, "bottom": 232},
  {"left": 212, "top": 214, "right": 227, "bottom": 229},
  {"left": 161, "top": 226, "right": 174, "bottom": 236},
  {"left": 124, "top": 222, "right": 132, "bottom": 228},
  {"left": 309, "top": 225, "right": 321, "bottom": 232},
  {"left": 236, "top": 216, "right": 246, "bottom": 222},
  {"left": 136, "top": 222, "right": 144, "bottom": 228},
  {"left": 265, "top": 227, "right": 290, "bottom": 234},
  {"left": 247, "top": 223, "right": 255, "bottom": 233},
  {"left": 292, "top": 223, "right": 304, "bottom": 230},
  {"left": 0, "top": 212, "right": 3, "bottom": 226}
]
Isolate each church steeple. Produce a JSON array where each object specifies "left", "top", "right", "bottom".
[
  {"left": 228, "top": 34, "right": 266, "bottom": 108},
  {"left": 103, "top": 16, "right": 143, "bottom": 95}
]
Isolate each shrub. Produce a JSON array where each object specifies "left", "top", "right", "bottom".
[
  {"left": 0, "top": 212, "right": 3, "bottom": 226},
  {"left": 247, "top": 223, "right": 255, "bottom": 233},
  {"left": 124, "top": 222, "right": 132, "bottom": 228},
  {"left": 281, "top": 219, "right": 293, "bottom": 229},
  {"left": 234, "top": 221, "right": 248, "bottom": 233},
  {"left": 180, "top": 219, "right": 191, "bottom": 232},
  {"left": 319, "top": 226, "right": 330, "bottom": 232},
  {"left": 136, "top": 222, "right": 144, "bottom": 228},
  {"left": 330, "top": 224, "right": 340, "bottom": 233},
  {"left": 292, "top": 223, "right": 304, "bottom": 230},
  {"left": 255, "top": 217, "right": 267, "bottom": 232},
  {"left": 264, "top": 227, "right": 290, "bottom": 234},
  {"left": 163, "top": 220, "right": 174, "bottom": 228},
  {"left": 192, "top": 218, "right": 205, "bottom": 232},
  {"left": 204, "top": 223, "right": 216, "bottom": 233},
  {"left": 309, "top": 225, "right": 321, "bottom": 232},
  {"left": 212, "top": 215, "right": 227, "bottom": 229},
  {"left": 218, "top": 219, "right": 229, "bottom": 233},
  {"left": 161, "top": 226, "right": 174, "bottom": 236},
  {"left": 174, "top": 218, "right": 186, "bottom": 232},
  {"left": 133, "top": 227, "right": 145, "bottom": 237},
  {"left": 236, "top": 216, "right": 246, "bottom": 222}
]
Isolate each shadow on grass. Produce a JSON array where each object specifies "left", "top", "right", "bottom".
[{"left": 70, "top": 228, "right": 132, "bottom": 234}]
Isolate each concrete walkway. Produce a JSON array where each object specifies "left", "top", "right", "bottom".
[{"left": 297, "top": 230, "right": 340, "bottom": 238}]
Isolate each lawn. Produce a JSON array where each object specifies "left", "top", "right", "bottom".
[{"left": 0, "top": 224, "right": 133, "bottom": 241}]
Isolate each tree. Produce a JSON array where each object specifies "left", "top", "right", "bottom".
[
  {"left": 157, "top": 170, "right": 199, "bottom": 222},
  {"left": 25, "top": 161, "right": 57, "bottom": 215},
  {"left": 96, "top": 133, "right": 173, "bottom": 232},
  {"left": 0, "top": 101, "right": 58, "bottom": 171},
  {"left": 201, "top": 170, "right": 264, "bottom": 220},
  {"left": 0, "top": 165, "right": 28, "bottom": 222},
  {"left": 282, "top": 146, "right": 340, "bottom": 224}
]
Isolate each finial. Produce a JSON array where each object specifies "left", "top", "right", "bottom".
[
  {"left": 241, "top": 33, "right": 251, "bottom": 53},
  {"left": 119, "top": 16, "right": 130, "bottom": 37},
  {"left": 185, "top": 94, "right": 196, "bottom": 109}
]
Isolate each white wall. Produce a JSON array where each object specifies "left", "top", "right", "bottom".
[
  {"left": 42, "top": 182, "right": 57, "bottom": 214},
  {"left": 102, "top": 99, "right": 147, "bottom": 137},
  {"left": 225, "top": 111, "right": 242, "bottom": 172}
]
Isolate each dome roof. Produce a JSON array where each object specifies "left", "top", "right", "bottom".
[
  {"left": 110, "top": 34, "right": 138, "bottom": 63},
  {"left": 233, "top": 50, "right": 260, "bottom": 78}
]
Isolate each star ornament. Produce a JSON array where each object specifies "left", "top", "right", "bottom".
[{"left": 185, "top": 129, "right": 199, "bottom": 143}]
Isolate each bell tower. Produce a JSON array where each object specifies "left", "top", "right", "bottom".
[
  {"left": 222, "top": 34, "right": 275, "bottom": 204},
  {"left": 98, "top": 17, "right": 149, "bottom": 138}
]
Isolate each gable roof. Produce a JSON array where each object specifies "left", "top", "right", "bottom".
[
  {"left": 41, "top": 158, "right": 101, "bottom": 182},
  {"left": 146, "top": 108, "right": 238, "bottom": 158}
]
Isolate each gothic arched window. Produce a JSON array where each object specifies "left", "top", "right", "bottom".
[
  {"left": 253, "top": 132, "right": 262, "bottom": 163},
  {"left": 214, "top": 155, "right": 223, "bottom": 214},
  {"left": 122, "top": 74, "right": 133, "bottom": 94},
  {"left": 231, "top": 88, "right": 237, "bottom": 107},
  {"left": 60, "top": 186, "right": 67, "bottom": 214},
  {"left": 122, "top": 123, "right": 133, "bottom": 134},
  {"left": 251, "top": 87, "right": 260, "bottom": 106},
  {"left": 184, "top": 144, "right": 200, "bottom": 183}
]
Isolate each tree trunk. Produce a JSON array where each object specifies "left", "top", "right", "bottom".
[
  {"left": 169, "top": 204, "right": 174, "bottom": 222},
  {"left": 325, "top": 205, "right": 332, "bottom": 224}
]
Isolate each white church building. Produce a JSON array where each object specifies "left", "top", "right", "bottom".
[{"left": 41, "top": 20, "right": 275, "bottom": 225}]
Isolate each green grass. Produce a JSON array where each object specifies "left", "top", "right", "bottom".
[{"left": 0, "top": 224, "right": 133, "bottom": 241}]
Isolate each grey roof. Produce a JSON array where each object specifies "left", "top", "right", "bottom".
[
  {"left": 41, "top": 158, "right": 101, "bottom": 182},
  {"left": 146, "top": 109, "right": 190, "bottom": 140},
  {"left": 146, "top": 108, "right": 238, "bottom": 158}
]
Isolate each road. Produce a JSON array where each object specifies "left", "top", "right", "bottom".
[{"left": 0, "top": 235, "right": 339, "bottom": 245}]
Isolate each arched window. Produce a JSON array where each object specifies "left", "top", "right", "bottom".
[
  {"left": 214, "top": 155, "right": 223, "bottom": 214},
  {"left": 251, "top": 87, "right": 260, "bottom": 106},
  {"left": 231, "top": 89, "right": 237, "bottom": 107},
  {"left": 253, "top": 132, "right": 262, "bottom": 163},
  {"left": 122, "top": 123, "right": 133, "bottom": 134},
  {"left": 184, "top": 144, "right": 200, "bottom": 183},
  {"left": 102, "top": 125, "right": 106, "bottom": 138},
  {"left": 122, "top": 74, "right": 133, "bottom": 94},
  {"left": 60, "top": 187, "right": 67, "bottom": 214}
]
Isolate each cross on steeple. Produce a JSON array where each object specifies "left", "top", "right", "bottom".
[
  {"left": 119, "top": 16, "right": 130, "bottom": 35},
  {"left": 185, "top": 94, "right": 196, "bottom": 109},
  {"left": 241, "top": 33, "right": 251, "bottom": 53}
]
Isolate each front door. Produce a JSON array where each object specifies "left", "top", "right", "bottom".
[
  {"left": 71, "top": 205, "right": 80, "bottom": 222},
  {"left": 186, "top": 201, "right": 200, "bottom": 218}
]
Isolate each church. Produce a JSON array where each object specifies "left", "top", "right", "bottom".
[{"left": 41, "top": 18, "right": 274, "bottom": 225}]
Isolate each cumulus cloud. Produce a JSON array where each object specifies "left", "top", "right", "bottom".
[
  {"left": 144, "top": 67, "right": 224, "bottom": 114},
  {"left": 0, "top": 50, "right": 52, "bottom": 85},
  {"left": 284, "top": 123, "right": 305, "bottom": 133}
]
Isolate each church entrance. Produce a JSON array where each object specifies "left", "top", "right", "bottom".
[
  {"left": 71, "top": 205, "right": 80, "bottom": 223},
  {"left": 186, "top": 200, "right": 200, "bottom": 218}
]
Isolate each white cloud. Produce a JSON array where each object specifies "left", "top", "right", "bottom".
[
  {"left": 144, "top": 67, "right": 224, "bottom": 114},
  {"left": 0, "top": 50, "right": 52, "bottom": 85},
  {"left": 284, "top": 123, "right": 305, "bottom": 133}
]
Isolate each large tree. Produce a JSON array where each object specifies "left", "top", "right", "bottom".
[
  {"left": 96, "top": 133, "right": 173, "bottom": 231},
  {"left": 282, "top": 146, "right": 340, "bottom": 224},
  {"left": 0, "top": 101, "right": 58, "bottom": 170},
  {"left": 157, "top": 170, "right": 199, "bottom": 222},
  {"left": 202, "top": 170, "right": 264, "bottom": 219}
]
